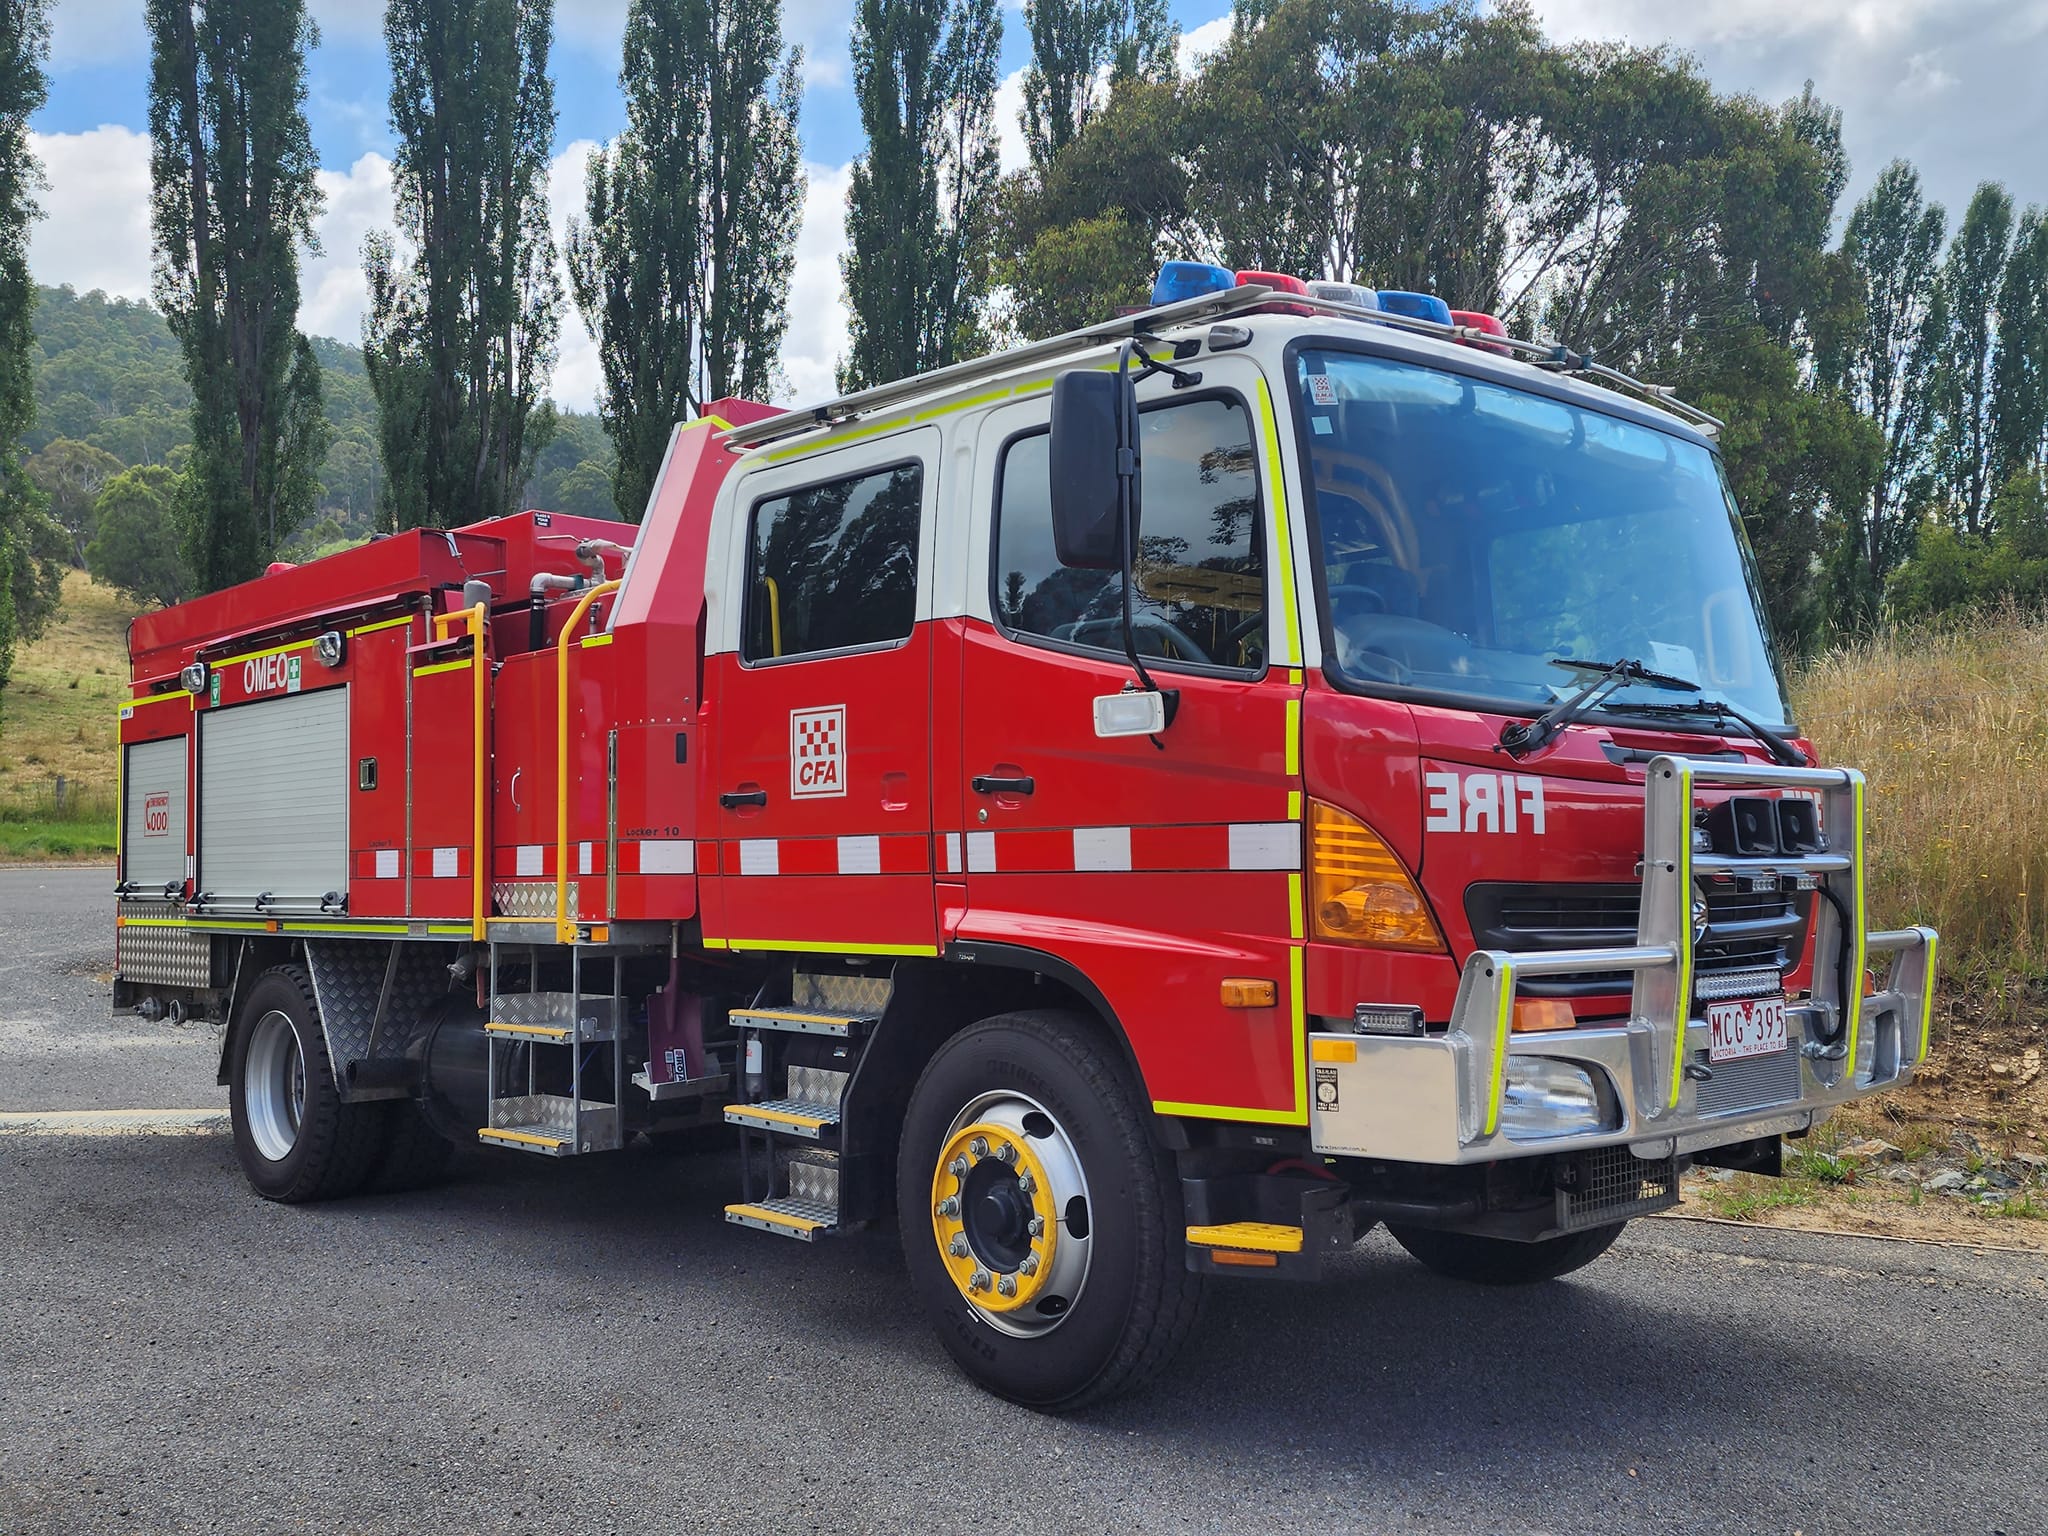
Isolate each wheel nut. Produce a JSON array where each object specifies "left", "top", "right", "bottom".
[
  {"left": 937, "top": 1196, "right": 961, "bottom": 1218},
  {"left": 1027, "top": 1215, "right": 1045, "bottom": 1238},
  {"left": 995, "top": 1142, "right": 1017, "bottom": 1164},
  {"left": 969, "top": 1136, "right": 990, "bottom": 1159},
  {"left": 970, "top": 1267, "right": 992, "bottom": 1291},
  {"left": 948, "top": 1155, "right": 969, "bottom": 1176},
  {"left": 997, "top": 1275, "right": 1018, "bottom": 1297},
  {"left": 1017, "top": 1172, "right": 1036, "bottom": 1195},
  {"left": 949, "top": 1236, "right": 970, "bottom": 1258},
  {"left": 1019, "top": 1254, "right": 1040, "bottom": 1276}
]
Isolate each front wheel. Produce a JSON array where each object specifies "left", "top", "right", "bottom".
[
  {"left": 228, "top": 965, "right": 387, "bottom": 1203},
  {"left": 897, "top": 1010, "right": 1203, "bottom": 1410},
  {"left": 1386, "top": 1221, "right": 1625, "bottom": 1285}
]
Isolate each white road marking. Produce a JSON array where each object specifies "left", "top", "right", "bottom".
[{"left": 0, "top": 1107, "right": 226, "bottom": 1136}]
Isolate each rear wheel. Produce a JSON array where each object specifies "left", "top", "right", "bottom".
[
  {"left": 228, "top": 965, "right": 386, "bottom": 1203},
  {"left": 896, "top": 1010, "right": 1203, "bottom": 1411},
  {"left": 1386, "top": 1221, "right": 1625, "bottom": 1285}
]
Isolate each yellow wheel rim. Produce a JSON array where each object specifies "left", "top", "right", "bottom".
[{"left": 930, "top": 1119, "right": 1060, "bottom": 1314}]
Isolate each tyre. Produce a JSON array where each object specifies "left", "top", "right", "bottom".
[
  {"left": 1386, "top": 1220, "right": 1625, "bottom": 1285},
  {"left": 227, "top": 964, "right": 388, "bottom": 1203},
  {"left": 896, "top": 1009, "right": 1203, "bottom": 1411},
  {"left": 365, "top": 1101, "right": 457, "bottom": 1193}
]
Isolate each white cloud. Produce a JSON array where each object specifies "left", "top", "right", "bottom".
[
  {"left": 25, "top": 126, "right": 153, "bottom": 300},
  {"left": 1177, "top": 13, "right": 1233, "bottom": 72},
  {"left": 548, "top": 139, "right": 603, "bottom": 412},
  {"left": 301, "top": 152, "right": 395, "bottom": 347},
  {"left": 780, "top": 159, "right": 854, "bottom": 405},
  {"left": 994, "top": 67, "right": 1028, "bottom": 175}
]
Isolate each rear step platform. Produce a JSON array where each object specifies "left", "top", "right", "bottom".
[
  {"left": 724, "top": 1097, "right": 840, "bottom": 1138},
  {"left": 729, "top": 1007, "right": 875, "bottom": 1038}
]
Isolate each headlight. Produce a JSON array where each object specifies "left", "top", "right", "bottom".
[{"left": 1500, "top": 1058, "right": 1609, "bottom": 1141}]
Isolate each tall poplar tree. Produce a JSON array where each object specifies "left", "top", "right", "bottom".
[
  {"left": 365, "top": 0, "right": 560, "bottom": 531},
  {"left": 840, "top": 0, "right": 1003, "bottom": 390},
  {"left": 1816, "top": 161, "right": 1948, "bottom": 617},
  {"left": 1931, "top": 182, "right": 2014, "bottom": 537},
  {"left": 1020, "top": 0, "right": 1172, "bottom": 170},
  {"left": 147, "top": 0, "right": 328, "bottom": 593},
  {"left": 567, "top": 0, "right": 803, "bottom": 522},
  {"left": 1991, "top": 207, "right": 2048, "bottom": 495},
  {"left": 0, "top": 0, "right": 62, "bottom": 707}
]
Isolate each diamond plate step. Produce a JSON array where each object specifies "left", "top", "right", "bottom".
[
  {"left": 723, "top": 1098, "right": 839, "bottom": 1139},
  {"left": 480, "top": 1093, "right": 619, "bottom": 1156},
  {"left": 725, "top": 1197, "right": 839, "bottom": 1241},
  {"left": 730, "top": 1007, "right": 876, "bottom": 1039}
]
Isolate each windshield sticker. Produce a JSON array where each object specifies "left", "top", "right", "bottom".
[
  {"left": 1311, "top": 416, "right": 1333, "bottom": 434},
  {"left": 1308, "top": 373, "right": 1338, "bottom": 405},
  {"left": 1647, "top": 641, "right": 1700, "bottom": 683},
  {"left": 1425, "top": 770, "right": 1547, "bottom": 835}
]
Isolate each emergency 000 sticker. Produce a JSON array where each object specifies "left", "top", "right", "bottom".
[{"left": 791, "top": 705, "right": 847, "bottom": 798}]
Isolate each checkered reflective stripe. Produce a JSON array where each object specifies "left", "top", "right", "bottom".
[{"left": 713, "top": 821, "right": 1302, "bottom": 877}]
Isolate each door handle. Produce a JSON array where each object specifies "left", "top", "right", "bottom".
[
  {"left": 971, "top": 775, "right": 1035, "bottom": 796},
  {"left": 719, "top": 789, "right": 769, "bottom": 809}
]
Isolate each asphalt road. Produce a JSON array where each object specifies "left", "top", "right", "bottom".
[{"left": 3, "top": 867, "right": 2044, "bottom": 1536}]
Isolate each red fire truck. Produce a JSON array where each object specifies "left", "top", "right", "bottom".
[{"left": 113, "top": 271, "right": 1936, "bottom": 1409}]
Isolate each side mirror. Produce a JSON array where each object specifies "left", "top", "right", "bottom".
[{"left": 1048, "top": 369, "right": 1134, "bottom": 570}]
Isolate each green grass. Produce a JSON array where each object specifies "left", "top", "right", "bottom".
[
  {"left": 1698, "top": 1177, "right": 1820, "bottom": 1222},
  {"left": 0, "top": 571, "right": 130, "bottom": 859},
  {"left": 0, "top": 815, "right": 116, "bottom": 859}
]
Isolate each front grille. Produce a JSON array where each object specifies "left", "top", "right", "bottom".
[
  {"left": 1465, "top": 881, "right": 1811, "bottom": 999},
  {"left": 1693, "top": 1046, "right": 1802, "bottom": 1117},
  {"left": 1556, "top": 1145, "right": 1679, "bottom": 1232}
]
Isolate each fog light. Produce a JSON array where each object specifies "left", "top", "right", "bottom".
[{"left": 1500, "top": 1058, "right": 1607, "bottom": 1141}]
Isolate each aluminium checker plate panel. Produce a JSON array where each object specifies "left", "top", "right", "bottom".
[{"left": 116, "top": 900, "right": 211, "bottom": 990}]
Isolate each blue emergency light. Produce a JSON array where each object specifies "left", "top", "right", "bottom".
[
  {"left": 1377, "top": 290, "right": 1454, "bottom": 325},
  {"left": 1150, "top": 261, "right": 1237, "bottom": 307}
]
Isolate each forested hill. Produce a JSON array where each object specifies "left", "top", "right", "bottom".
[{"left": 23, "top": 285, "right": 618, "bottom": 556}]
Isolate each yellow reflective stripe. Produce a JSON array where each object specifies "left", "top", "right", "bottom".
[
  {"left": 1284, "top": 697, "right": 1300, "bottom": 777},
  {"left": 1485, "top": 959, "right": 1515, "bottom": 1137},
  {"left": 1669, "top": 764, "right": 1696, "bottom": 1110},
  {"left": 346, "top": 614, "right": 414, "bottom": 639},
  {"left": 1844, "top": 776, "right": 1869, "bottom": 1068},
  {"left": 486, "top": 1022, "right": 571, "bottom": 1040},
  {"left": 723, "top": 938, "right": 940, "bottom": 957},
  {"left": 120, "top": 690, "right": 188, "bottom": 712},
  {"left": 411, "top": 658, "right": 471, "bottom": 679},
  {"left": 914, "top": 385, "right": 1011, "bottom": 423},
  {"left": 1917, "top": 931, "right": 1939, "bottom": 1065},
  {"left": 1287, "top": 872, "right": 1304, "bottom": 941},
  {"left": 214, "top": 634, "right": 316, "bottom": 669},
  {"left": 726, "top": 1202, "right": 825, "bottom": 1233},
  {"left": 1255, "top": 377, "right": 1303, "bottom": 667},
  {"left": 733, "top": 1104, "right": 832, "bottom": 1130},
  {"left": 1153, "top": 1098, "right": 1307, "bottom": 1126},
  {"left": 580, "top": 632, "right": 613, "bottom": 648}
]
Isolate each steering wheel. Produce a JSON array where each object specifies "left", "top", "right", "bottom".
[
  {"left": 1326, "top": 583, "right": 1388, "bottom": 614},
  {"left": 1222, "top": 613, "right": 1265, "bottom": 668}
]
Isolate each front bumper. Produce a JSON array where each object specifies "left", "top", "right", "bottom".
[{"left": 1310, "top": 755, "right": 1939, "bottom": 1166}]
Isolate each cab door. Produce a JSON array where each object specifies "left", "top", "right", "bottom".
[
  {"left": 705, "top": 428, "right": 940, "bottom": 955},
  {"left": 952, "top": 367, "right": 1310, "bottom": 1122}
]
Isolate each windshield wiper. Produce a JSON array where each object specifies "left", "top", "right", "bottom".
[
  {"left": 1498, "top": 657, "right": 1697, "bottom": 759},
  {"left": 1618, "top": 698, "right": 1807, "bottom": 767}
]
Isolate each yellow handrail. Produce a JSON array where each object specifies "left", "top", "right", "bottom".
[
  {"left": 556, "top": 580, "right": 621, "bottom": 944},
  {"left": 433, "top": 603, "right": 489, "bottom": 940}
]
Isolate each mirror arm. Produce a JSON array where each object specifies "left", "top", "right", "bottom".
[{"left": 1113, "top": 340, "right": 1179, "bottom": 739}]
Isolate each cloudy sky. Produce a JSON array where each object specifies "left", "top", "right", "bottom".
[{"left": 24, "top": 0, "right": 2048, "bottom": 412}]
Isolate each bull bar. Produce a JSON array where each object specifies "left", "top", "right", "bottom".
[{"left": 1310, "top": 755, "right": 1938, "bottom": 1165}]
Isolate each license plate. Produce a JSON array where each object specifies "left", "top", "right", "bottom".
[{"left": 1707, "top": 995, "right": 1788, "bottom": 1062}]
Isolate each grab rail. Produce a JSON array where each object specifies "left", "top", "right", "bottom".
[{"left": 556, "top": 581, "right": 621, "bottom": 944}]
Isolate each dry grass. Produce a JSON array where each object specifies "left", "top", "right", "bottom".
[
  {"left": 1793, "top": 607, "right": 2048, "bottom": 978},
  {"left": 0, "top": 569, "right": 132, "bottom": 854}
]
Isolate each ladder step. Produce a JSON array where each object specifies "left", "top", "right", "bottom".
[
  {"left": 725, "top": 1197, "right": 840, "bottom": 1241},
  {"left": 488, "top": 992, "right": 620, "bottom": 1042},
  {"left": 478, "top": 1124, "right": 574, "bottom": 1156},
  {"left": 723, "top": 1099, "right": 839, "bottom": 1138},
  {"left": 1185, "top": 1221, "right": 1305, "bottom": 1254},
  {"left": 730, "top": 1007, "right": 875, "bottom": 1038},
  {"left": 485, "top": 1020, "right": 573, "bottom": 1041}
]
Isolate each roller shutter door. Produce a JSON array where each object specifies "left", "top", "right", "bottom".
[
  {"left": 121, "top": 736, "right": 188, "bottom": 889},
  {"left": 199, "top": 688, "right": 349, "bottom": 902}
]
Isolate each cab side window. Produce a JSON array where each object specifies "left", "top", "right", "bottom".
[
  {"left": 994, "top": 396, "right": 1265, "bottom": 671},
  {"left": 743, "top": 461, "right": 922, "bottom": 662}
]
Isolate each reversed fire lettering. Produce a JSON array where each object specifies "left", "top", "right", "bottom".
[
  {"left": 1424, "top": 770, "right": 1547, "bottom": 835},
  {"left": 791, "top": 705, "right": 847, "bottom": 799}
]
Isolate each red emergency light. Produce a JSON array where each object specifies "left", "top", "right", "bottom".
[
  {"left": 1450, "top": 310, "right": 1511, "bottom": 356},
  {"left": 1234, "top": 270, "right": 1313, "bottom": 315}
]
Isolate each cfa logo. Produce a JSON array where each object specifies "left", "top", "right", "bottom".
[
  {"left": 791, "top": 705, "right": 846, "bottom": 798},
  {"left": 243, "top": 652, "right": 302, "bottom": 697},
  {"left": 142, "top": 792, "right": 171, "bottom": 837},
  {"left": 1425, "top": 770, "right": 1547, "bottom": 835}
]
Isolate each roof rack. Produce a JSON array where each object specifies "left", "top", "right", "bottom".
[{"left": 720, "top": 284, "right": 1722, "bottom": 452}]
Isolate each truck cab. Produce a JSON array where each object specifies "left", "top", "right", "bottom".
[{"left": 113, "top": 272, "right": 1935, "bottom": 1412}]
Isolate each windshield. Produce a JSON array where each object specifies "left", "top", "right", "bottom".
[{"left": 1292, "top": 347, "right": 1791, "bottom": 729}]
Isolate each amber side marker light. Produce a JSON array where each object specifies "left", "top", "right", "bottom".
[
  {"left": 1308, "top": 800, "right": 1445, "bottom": 952},
  {"left": 1513, "top": 999, "right": 1577, "bottom": 1033},
  {"left": 1220, "top": 978, "right": 1279, "bottom": 1009}
]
